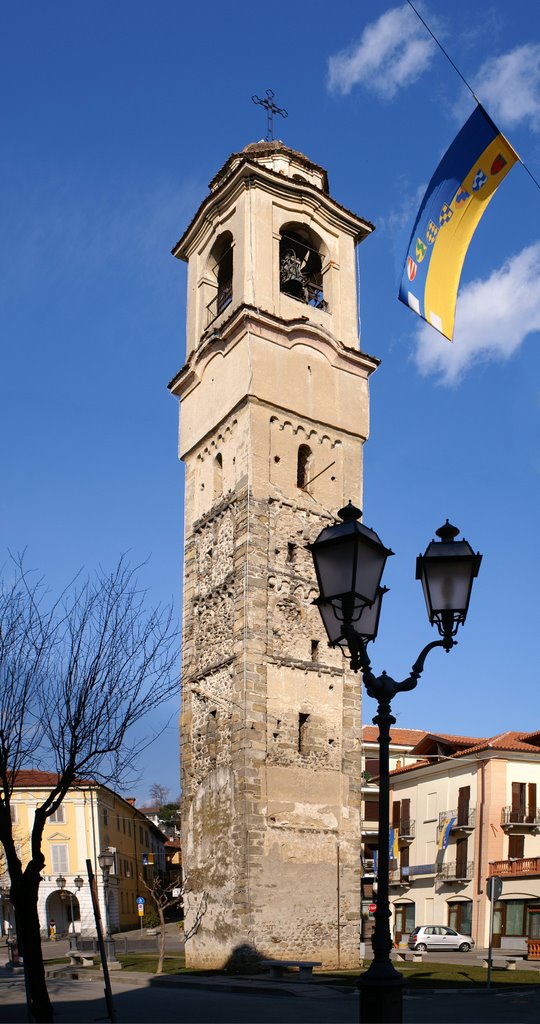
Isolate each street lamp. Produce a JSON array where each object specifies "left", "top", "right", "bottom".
[
  {"left": 69, "top": 875, "right": 84, "bottom": 947},
  {"left": 310, "top": 505, "right": 481, "bottom": 1024},
  {"left": 55, "top": 875, "right": 68, "bottom": 936},
  {"left": 57, "top": 874, "right": 81, "bottom": 938},
  {"left": 98, "top": 849, "right": 119, "bottom": 965}
]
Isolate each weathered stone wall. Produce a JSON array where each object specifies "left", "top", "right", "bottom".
[{"left": 181, "top": 425, "right": 362, "bottom": 967}]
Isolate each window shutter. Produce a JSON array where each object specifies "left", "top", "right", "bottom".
[
  {"left": 508, "top": 834, "right": 524, "bottom": 859},
  {"left": 528, "top": 783, "right": 537, "bottom": 823},
  {"left": 457, "top": 786, "right": 470, "bottom": 826},
  {"left": 50, "top": 845, "right": 69, "bottom": 874}
]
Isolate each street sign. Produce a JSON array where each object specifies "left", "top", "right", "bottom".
[
  {"left": 138, "top": 905, "right": 144, "bottom": 916},
  {"left": 487, "top": 876, "right": 503, "bottom": 902},
  {"left": 136, "top": 896, "right": 145, "bottom": 905},
  {"left": 369, "top": 903, "right": 377, "bottom": 914}
]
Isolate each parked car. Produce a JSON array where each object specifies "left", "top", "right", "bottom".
[{"left": 408, "top": 925, "right": 474, "bottom": 952}]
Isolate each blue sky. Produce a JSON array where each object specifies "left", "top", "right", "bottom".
[{"left": 2, "top": 2, "right": 540, "bottom": 803}]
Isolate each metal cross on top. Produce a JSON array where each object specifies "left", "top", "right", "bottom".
[{"left": 251, "top": 89, "right": 288, "bottom": 141}]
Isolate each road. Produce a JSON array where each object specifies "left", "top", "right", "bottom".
[{"left": 1, "top": 972, "right": 539, "bottom": 1023}]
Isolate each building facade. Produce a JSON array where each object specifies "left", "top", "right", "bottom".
[
  {"left": 388, "top": 731, "right": 540, "bottom": 952},
  {"left": 360, "top": 726, "right": 426, "bottom": 939},
  {"left": 169, "top": 140, "right": 379, "bottom": 967},
  {"left": 0, "top": 772, "right": 166, "bottom": 938}
]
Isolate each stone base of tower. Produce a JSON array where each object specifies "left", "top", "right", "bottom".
[{"left": 182, "top": 771, "right": 361, "bottom": 970}]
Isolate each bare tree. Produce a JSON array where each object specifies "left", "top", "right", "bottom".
[
  {"left": 149, "top": 782, "right": 169, "bottom": 807},
  {"left": 0, "top": 556, "right": 178, "bottom": 1022},
  {"left": 139, "top": 874, "right": 207, "bottom": 975}
]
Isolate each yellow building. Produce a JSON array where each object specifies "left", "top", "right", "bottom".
[{"left": 1, "top": 771, "right": 167, "bottom": 937}]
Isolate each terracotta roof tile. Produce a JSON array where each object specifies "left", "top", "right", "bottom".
[
  {"left": 11, "top": 770, "right": 94, "bottom": 787},
  {"left": 390, "top": 759, "right": 432, "bottom": 776},
  {"left": 517, "top": 729, "right": 540, "bottom": 744},
  {"left": 363, "top": 726, "right": 427, "bottom": 745},
  {"left": 451, "top": 736, "right": 540, "bottom": 757},
  {"left": 413, "top": 732, "right": 487, "bottom": 747},
  {"left": 391, "top": 729, "right": 540, "bottom": 774}
]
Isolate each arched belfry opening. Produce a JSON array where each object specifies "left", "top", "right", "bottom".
[
  {"left": 207, "top": 231, "right": 233, "bottom": 325},
  {"left": 279, "top": 223, "right": 327, "bottom": 311}
]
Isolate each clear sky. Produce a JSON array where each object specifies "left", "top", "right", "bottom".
[{"left": 2, "top": 1, "right": 540, "bottom": 804}]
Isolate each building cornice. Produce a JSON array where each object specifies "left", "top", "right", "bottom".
[
  {"left": 168, "top": 303, "right": 379, "bottom": 398},
  {"left": 172, "top": 157, "right": 374, "bottom": 261}
]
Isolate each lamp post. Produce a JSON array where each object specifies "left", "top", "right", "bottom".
[
  {"left": 310, "top": 504, "right": 481, "bottom": 1024},
  {"left": 70, "top": 875, "right": 84, "bottom": 949},
  {"left": 55, "top": 874, "right": 67, "bottom": 936},
  {"left": 98, "top": 849, "right": 119, "bottom": 965}
]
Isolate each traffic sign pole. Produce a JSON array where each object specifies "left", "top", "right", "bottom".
[
  {"left": 487, "top": 876, "right": 503, "bottom": 990},
  {"left": 136, "top": 895, "right": 145, "bottom": 935}
]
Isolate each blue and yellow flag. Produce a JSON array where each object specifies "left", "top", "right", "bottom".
[
  {"left": 437, "top": 816, "right": 456, "bottom": 851},
  {"left": 399, "top": 105, "right": 518, "bottom": 340}
]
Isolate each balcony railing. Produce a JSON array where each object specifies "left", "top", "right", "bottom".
[
  {"left": 489, "top": 857, "right": 540, "bottom": 877},
  {"left": 501, "top": 807, "right": 540, "bottom": 827},
  {"left": 398, "top": 819, "right": 415, "bottom": 839},
  {"left": 206, "top": 281, "right": 233, "bottom": 326},
  {"left": 438, "top": 808, "right": 476, "bottom": 830},
  {"left": 389, "top": 869, "right": 408, "bottom": 885},
  {"left": 437, "top": 861, "right": 474, "bottom": 881}
]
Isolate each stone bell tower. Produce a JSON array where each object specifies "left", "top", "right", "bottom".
[{"left": 168, "top": 140, "right": 378, "bottom": 968}]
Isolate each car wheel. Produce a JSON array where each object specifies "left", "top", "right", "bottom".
[
  {"left": 458, "top": 943, "right": 471, "bottom": 952},
  {"left": 416, "top": 943, "right": 427, "bottom": 952}
]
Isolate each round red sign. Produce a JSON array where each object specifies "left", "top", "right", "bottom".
[{"left": 369, "top": 903, "right": 376, "bottom": 913}]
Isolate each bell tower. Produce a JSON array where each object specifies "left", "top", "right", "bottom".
[{"left": 169, "top": 141, "right": 378, "bottom": 968}]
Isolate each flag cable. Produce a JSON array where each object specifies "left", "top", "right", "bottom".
[{"left": 406, "top": 0, "right": 540, "bottom": 193}]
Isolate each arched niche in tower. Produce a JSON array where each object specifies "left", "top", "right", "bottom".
[
  {"left": 205, "top": 231, "right": 233, "bottom": 327},
  {"left": 279, "top": 222, "right": 328, "bottom": 311},
  {"left": 213, "top": 452, "right": 223, "bottom": 499},
  {"left": 297, "top": 443, "right": 312, "bottom": 489}
]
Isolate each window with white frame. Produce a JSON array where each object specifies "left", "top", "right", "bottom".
[
  {"left": 9, "top": 804, "right": 18, "bottom": 823},
  {"left": 49, "top": 805, "right": 66, "bottom": 824},
  {"left": 50, "top": 844, "right": 69, "bottom": 874}
]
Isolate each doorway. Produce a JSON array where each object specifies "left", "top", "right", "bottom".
[{"left": 394, "top": 903, "right": 415, "bottom": 945}]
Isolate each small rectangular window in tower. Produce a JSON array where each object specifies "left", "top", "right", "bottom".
[
  {"left": 207, "top": 708, "right": 217, "bottom": 763},
  {"left": 298, "top": 712, "right": 310, "bottom": 754},
  {"left": 287, "top": 542, "right": 296, "bottom": 564},
  {"left": 311, "top": 639, "right": 319, "bottom": 662}
]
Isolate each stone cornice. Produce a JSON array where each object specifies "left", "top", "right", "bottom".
[{"left": 168, "top": 303, "right": 379, "bottom": 398}]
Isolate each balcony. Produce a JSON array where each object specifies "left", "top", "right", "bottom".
[
  {"left": 489, "top": 857, "right": 540, "bottom": 878},
  {"left": 437, "top": 861, "right": 474, "bottom": 882},
  {"left": 501, "top": 807, "right": 540, "bottom": 831},
  {"left": 438, "top": 809, "right": 476, "bottom": 834},
  {"left": 362, "top": 818, "right": 379, "bottom": 837},
  {"left": 398, "top": 819, "right": 415, "bottom": 841},
  {"left": 389, "top": 869, "right": 408, "bottom": 888}
]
